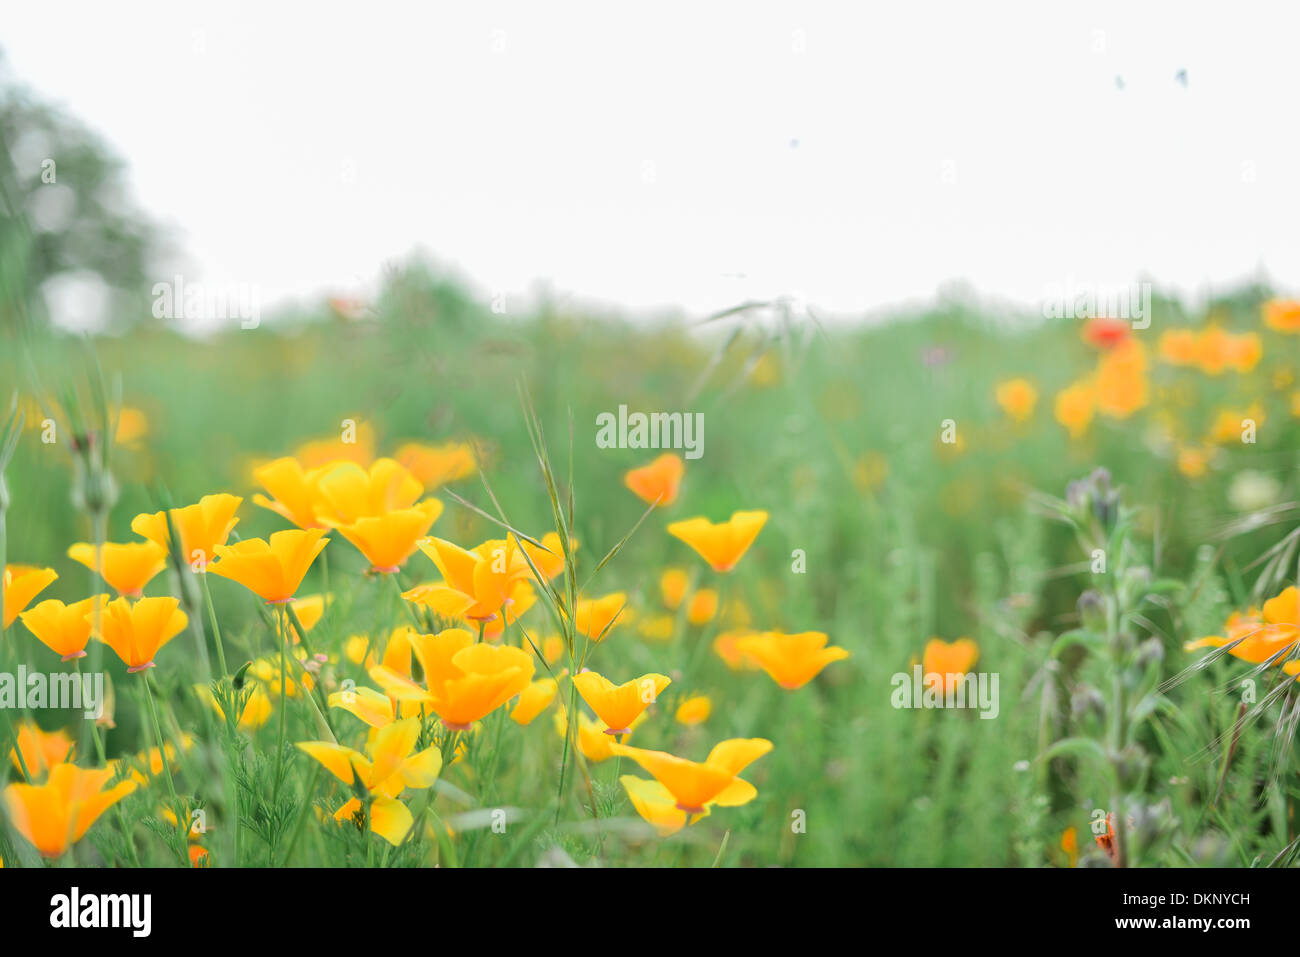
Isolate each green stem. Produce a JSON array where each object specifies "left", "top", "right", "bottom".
[
  {"left": 199, "top": 571, "right": 229, "bottom": 677},
  {"left": 142, "top": 673, "right": 190, "bottom": 865}
]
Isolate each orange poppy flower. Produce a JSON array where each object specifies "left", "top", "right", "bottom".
[
  {"left": 574, "top": 592, "right": 628, "bottom": 642},
  {"left": 624, "top": 453, "right": 685, "bottom": 507},
  {"left": 572, "top": 670, "right": 671, "bottom": 734},
  {"left": 208, "top": 529, "right": 329, "bottom": 604},
  {"left": 67, "top": 542, "right": 166, "bottom": 598},
  {"left": 406, "top": 537, "right": 532, "bottom": 622},
  {"left": 19, "top": 596, "right": 106, "bottom": 661},
  {"left": 393, "top": 441, "right": 477, "bottom": 488},
  {"left": 922, "top": 637, "right": 980, "bottom": 694},
  {"left": 737, "top": 631, "right": 851, "bottom": 689},
  {"left": 131, "top": 493, "right": 243, "bottom": 570},
  {"left": 667, "top": 510, "right": 768, "bottom": 572},
  {"left": 9, "top": 722, "right": 75, "bottom": 777},
  {"left": 610, "top": 738, "right": 772, "bottom": 814},
  {"left": 3, "top": 565, "right": 58, "bottom": 628},
  {"left": 370, "top": 628, "right": 534, "bottom": 730},
  {"left": 95, "top": 596, "right": 188, "bottom": 673},
  {"left": 2, "top": 763, "right": 136, "bottom": 857}
]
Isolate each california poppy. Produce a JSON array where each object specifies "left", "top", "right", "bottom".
[{"left": 667, "top": 511, "right": 767, "bottom": 573}]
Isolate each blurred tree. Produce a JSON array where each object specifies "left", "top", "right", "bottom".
[{"left": 0, "top": 52, "right": 162, "bottom": 339}]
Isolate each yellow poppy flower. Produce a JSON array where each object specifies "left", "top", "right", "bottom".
[
  {"left": 19, "top": 596, "right": 106, "bottom": 661},
  {"left": 686, "top": 588, "right": 718, "bottom": 625},
  {"left": 3, "top": 565, "right": 59, "bottom": 629},
  {"left": 624, "top": 453, "right": 685, "bottom": 507},
  {"left": 95, "top": 596, "right": 188, "bottom": 673},
  {"left": 370, "top": 628, "right": 534, "bottom": 730},
  {"left": 68, "top": 541, "right": 167, "bottom": 598},
  {"left": 574, "top": 591, "right": 628, "bottom": 642},
  {"left": 394, "top": 441, "right": 477, "bottom": 488},
  {"left": 713, "top": 629, "right": 760, "bottom": 670},
  {"left": 554, "top": 706, "right": 646, "bottom": 762},
  {"left": 312, "top": 458, "right": 424, "bottom": 527},
  {"left": 667, "top": 510, "right": 768, "bottom": 572},
  {"left": 197, "top": 683, "right": 273, "bottom": 731},
  {"left": 736, "top": 631, "right": 851, "bottom": 689},
  {"left": 252, "top": 456, "right": 332, "bottom": 529},
  {"left": 675, "top": 695, "right": 712, "bottom": 726},
  {"left": 515, "top": 531, "right": 576, "bottom": 582},
  {"left": 296, "top": 717, "right": 442, "bottom": 845},
  {"left": 406, "top": 537, "right": 531, "bottom": 622},
  {"left": 130, "top": 493, "right": 243, "bottom": 570},
  {"left": 337, "top": 501, "right": 444, "bottom": 572},
  {"left": 619, "top": 775, "right": 707, "bottom": 836},
  {"left": 510, "top": 676, "right": 560, "bottom": 725},
  {"left": 610, "top": 737, "right": 772, "bottom": 814},
  {"left": 660, "top": 567, "right": 690, "bottom": 610},
  {"left": 2, "top": 763, "right": 136, "bottom": 857},
  {"left": 572, "top": 670, "right": 671, "bottom": 734},
  {"left": 994, "top": 378, "right": 1037, "bottom": 423},
  {"left": 208, "top": 528, "right": 329, "bottom": 604},
  {"left": 1053, "top": 380, "right": 1095, "bottom": 439}
]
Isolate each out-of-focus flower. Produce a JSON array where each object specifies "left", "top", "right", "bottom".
[
  {"left": 67, "top": 542, "right": 166, "bottom": 598},
  {"left": 131, "top": 493, "right": 242, "bottom": 571},
  {"left": 667, "top": 510, "right": 768, "bottom": 573},
  {"left": 660, "top": 568, "right": 690, "bottom": 610},
  {"left": 686, "top": 588, "right": 718, "bottom": 626},
  {"left": 624, "top": 453, "right": 685, "bottom": 507},
  {"left": 516, "top": 531, "right": 575, "bottom": 582},
  {"left": 1263, "top": 298, "right": 1300, "bottom": 333},
  {"left": 394, "top": 441, "right": 477, "bottom": 488},
  {"left": 852, "top": 451, "right": 890, "bottom": 494},
  {"left": 921, "top": 637, "right": 979, "bottom": 694},
  {"left": 1081, "top": 317, "right": 1131, "bottom": 350},
  {"left": 8, "top": 722, "right": 75, "bottom": 778},
  {"left": 96, "top": 596, "right": 188, "bottom": 673},
  {"left": 2, "top": 763, "right": 136, "bottom": 857},
  {"left": 510, "top": 676, "right": 560, "bottom": 726},
  {"left": 1054, "top": 380, "right": 1096, "bottom": 439},
  {"left": 736, "top": 631, "right": 850, "bottom": 689},
  {"left": 573, "top": 592, "right": 628, "bottom": 642},
  {"left": 1061, "top": 826, "right": 1079, "bottom": 868},
  {"left": 1176, "top": 445, "right": 1213, "bottom": 480},
  {"left": 209, "top": 529, "right": 329, "bottom": 604},
  {"left": 1227, "top": 470, "right": 1282, "bottom": 512},
  {"left": 1095, "top": 339, "right": 1148, "bottom": 418},
  {"left": 113, "top": 407, "right": 149, "bottom": 448},
  {"left": 1157, "top": 329, "right": 1198, "bottom": 365},
  {"left": 713, "top": 630, "right": 760, "bottom": 670},
  {"left": 994, "top": 378, "right": 1038, "bottom": 423},
  {"left": 198, "top": 683, "right": 273, "bottom": 731},
  {"left": 675, "top": 695, "right": 712, "bottom": 726},
  {"left": 19, "top": 596, "right": 106, "bottom": 661},
  {"left": 294, "top": 421, "right": 375, "bottom": 469}
]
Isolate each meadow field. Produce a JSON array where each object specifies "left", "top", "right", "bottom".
[{"left": 2, "top": 271, "right": 1300, "bottom": 868}]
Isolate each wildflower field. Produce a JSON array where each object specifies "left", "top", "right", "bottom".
[{"left": 3, "top": 276, "right": 1300, "bottom": 869}]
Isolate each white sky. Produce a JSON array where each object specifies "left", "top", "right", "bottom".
[{"left": 3, "top": 0, "right": 1298, "bottom": 329}]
